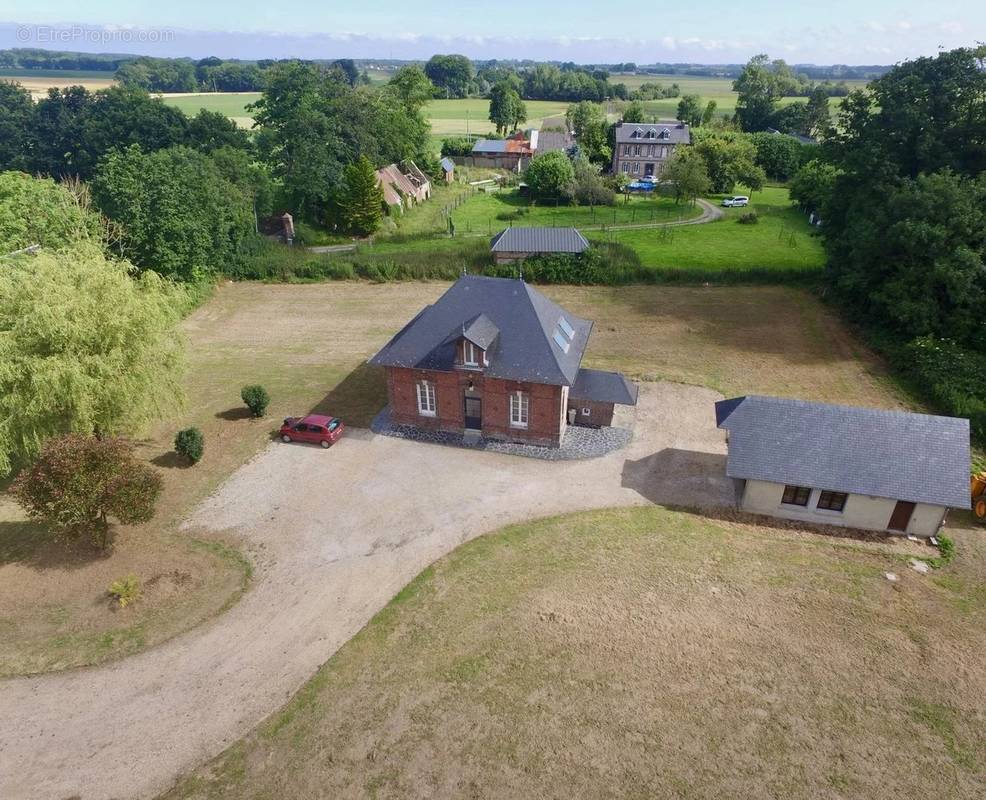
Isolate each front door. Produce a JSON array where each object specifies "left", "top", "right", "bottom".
[
  {"left": 464, "top": 395, "right": 482, "bottom": 431},
  {"left": 888, "top": 500, "right": 916, "bottom": 532}
]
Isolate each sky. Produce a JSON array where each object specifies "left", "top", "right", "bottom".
[{"left": 1, "top": 1, "right": 980, "bottom": 64}]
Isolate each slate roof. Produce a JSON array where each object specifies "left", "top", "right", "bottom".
[
  {"left": 461, "top": 313, "right": 499, "bottom": 350},
  {"left": 490, "top": 227, "right": 590, "bottom": 255},
  {"left": 614, "top": 121, "right": 691, "bottom": 145},
  {"left": 570, "top": 368, "right": 639, "bottom": 406},
  {"left": 716, "top": 396, "right": 971, "bottom": 509},
  {"left": 369, "top": 275, "right": 592, "bottom": 386}
]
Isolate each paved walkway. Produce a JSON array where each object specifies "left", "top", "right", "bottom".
[{"left": 0, "top": 383, "right": 732, "bottom": 800}]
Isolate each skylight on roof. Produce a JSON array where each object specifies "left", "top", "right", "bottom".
[
  {"left": 552, "top": 330, "right": 571, "bottom": 353},
  {"left": 557, "top": 316, "right": 575, "bottom": 340}
]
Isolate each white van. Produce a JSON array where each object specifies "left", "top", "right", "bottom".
[{"left": 721, "top": 196, "right": 750, "bottom": 207}]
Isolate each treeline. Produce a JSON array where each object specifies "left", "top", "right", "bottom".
[
  {"left": 787, "top": 46, "right": 986, "bottom": 438},
  {"left": 0, "top": 47, "right": 127, "bottom": 71}
]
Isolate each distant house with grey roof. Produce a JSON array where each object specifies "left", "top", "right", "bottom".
[
  {"left": 716, "top": 396, "right": 971, "bottom": 537},
  {"left": 370, "top": 274, "right": 637, "bottom": 448},
  {"left": 612, "top": 121, "right": 691, "bottom": 178},
  {"left": 490, "top": 226, "right": 590, "bottom": 265}
]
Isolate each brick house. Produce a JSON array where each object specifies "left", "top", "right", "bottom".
[
  {"left": 611, "top": 121, "right": 691, "bottom": 178},
  {"left": 370, "top": 275, "right": 638, "bottom": 447}
]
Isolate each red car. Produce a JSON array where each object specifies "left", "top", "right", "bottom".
[{"left": 279, "top": 414, "right": 345, "bottom": 448}]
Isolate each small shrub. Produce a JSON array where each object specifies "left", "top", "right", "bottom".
[
  {"left": 738, "top": 212, "right": 759, "bottom": 225},
  {"left": 174, "top": 427, "right": 205, "bottom": 464},
  {"left": 241, "top": 385, "right": 270, "bottom": 418},
  {"left": 108, "top": 575, "right": 142, "bottom": 608},
  {"left": 934, "top": 535, "right": 956, "bottom": 566}
]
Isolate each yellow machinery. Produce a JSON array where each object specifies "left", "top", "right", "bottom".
[{"left": 973, "top": 472, "right": 986, "bottom": 521}]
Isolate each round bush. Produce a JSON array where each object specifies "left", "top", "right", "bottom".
[
  {"left": 174, "top": 427, "right": 205, "bottom": 464},
  {"left": 241, "top": 384, "right": 270, "bottom": 418}
]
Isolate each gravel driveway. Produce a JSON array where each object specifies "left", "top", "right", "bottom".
[{"left": 0, "top": 382, "right": 731, "bottom": 800}]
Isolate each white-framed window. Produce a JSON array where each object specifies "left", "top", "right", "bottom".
[
  {"left": 416, "top": 380, "right": 436, "bottom": 416},
  {"left": 510, "top": 391, "right": 529, "bottom": 428},
  {"left": 463, "top": 341, "right": 479, "bottom": 367},
  {"left": 621, "top": 163, "right": 630, "bottom": 173},
  {"left": 623, "top": 144, "right": 630, "bottom": 155}
]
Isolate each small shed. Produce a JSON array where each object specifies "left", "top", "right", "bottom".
[
  {"left": 489, "top": 226, "right": 590, "bottom": 265},
  {"left": 440, "top": 157, "right": 455, "bottom": 183},
  {"left": 568, "top": 368, "right": 639, "bottom": 427}
]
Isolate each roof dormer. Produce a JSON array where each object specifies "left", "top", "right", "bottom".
[{"left": 457, "top": 313, "right": 499, "bottom": 369}]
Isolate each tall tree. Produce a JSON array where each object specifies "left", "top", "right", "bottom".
[
  {"left": 424, "top": 54, "right": 473, "bottom": 98},
  {"left": 387, "top": 65, "right": 435, "bottom": 113},
  {"left": 665, "top": 148, "right": 711, "bottom": 204},
  {"left": 0, "top": 82, "right": 33, "bottom": 171},
  {"left": 566, "top": 101, "right": 611, "bottom": 165},
  {"left": 676, "top": 94, "right": 703, "bottom": 127},
  {"left": 733, "top": 54, "right": 782, "bottom": 132},
  {"left": 334, "top": 156, "right": 384, "bottom": 236},
  {"left": 92, "top": 145, "right": 255, "bottom": 281},
  {"left": 0, "top": 245, "right": 185, "bottom": 475},
  {"left": 488, "top": 82, "right": 526, "bottom": 136}
]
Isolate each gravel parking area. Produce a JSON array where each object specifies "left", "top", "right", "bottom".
[{"left": 0, "top": 382, "right": 731, "bottom": 800}]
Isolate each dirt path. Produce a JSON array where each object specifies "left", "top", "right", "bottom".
[{"left": 0, "top": 383, "right": 732, "bottom": 800}]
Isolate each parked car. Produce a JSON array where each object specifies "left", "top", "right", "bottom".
[
  {"left": 279, "top": 414, "right": 345, "bottom": 448},
  {"left": 721, "top": 196, "right": 750, "bottom": 207}
]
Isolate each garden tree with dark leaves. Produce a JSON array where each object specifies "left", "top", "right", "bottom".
[
  {"left": 332, "top": 156, "right": 384, "bottom": 236},
  {"left": 676, "top": 94, "right": 703, "bottom": 127},
  {"left": 13, "top": 434, "right": 162, "bottom": 550},
  {"left": 488, "top": 82, "right": 527, "bottom": 136},
  {"left": 425, "top": 54, "right": 474, "bottom": 98},
  {"left": 733, "top": 54, "right": 783, "bottom": 132},
  {"left": 822, "top": 46, "right": 986, "bottom": 346},
  {"left": 30, "top": 86, "right": 189, "bottom": 180},
  {"left": 621, "top": 100, "right": 646, "bottom": 123},
  {"left": 664, "top": 148, "right": 711, "bottom": 205},
  {"left": 0, "top": 82, "right": 33, "bottom": 171},
  {"left": 92, "top": 145, "right": 255, "bottom": 282},
  {"left": 566, "top": 101, "right": 611, "bottom": 166},
  {"left": 524, "top": 151, "right": 576, "bottom": 199},
  {"left": 115, "top": 56, "right": 198, "bottom": 92},
  {"left": 749, "top": 132, "right": 810, "bottom": 181},
  {"left": 789, "top": 158, "right": 839, "bottom": 216},
  {"left": 185, "top": 109, "right": 252, "bottom": 153},
  {"left": 0, "top": 171, "right": 101, "bottom": 253},
  {"left": 330, "top": 59, "right": 360, "bottom": 87},
  {"left": 692, "top": 131, "right": 766, "bottom": 194},
  {"left": 804, "top": 86, "right": 832, "bottom": 138},
  {"left": 701, "top": 100, "right": 718, "bottom": 126},
  {"left": 564, "top": 156, "right": 614, "bottom": 206},
  {"left": 0, "top": 244, "right": 184, "bottom": 475},
  {"left": 386, "top": 65, "right": 435, "bottom": 113}
]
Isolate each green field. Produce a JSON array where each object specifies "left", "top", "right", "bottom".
[{"left": 0, "top": 68, "right": 115, "bottom": 79}]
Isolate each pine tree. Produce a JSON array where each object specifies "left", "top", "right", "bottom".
[{"left": 338, "top": 156, "right": 384, "bottom": 236}]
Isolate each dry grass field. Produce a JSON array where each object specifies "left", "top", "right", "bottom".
[
  {"left": 166, "top": 505, "right": 986, "bottom": 800},
  {"left": 0, "top": 71, "right": 116, "bottom": 99},
  {"left": 0, "top": 281, "right": 910, "bottom": 676}
]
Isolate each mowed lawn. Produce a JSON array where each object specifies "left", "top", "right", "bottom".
[
  {"left": 165, "top": 505, "right": 986, "bottom": 800},
  {"left": 590, "top": 186, "right": 826, "bottom": 273}
]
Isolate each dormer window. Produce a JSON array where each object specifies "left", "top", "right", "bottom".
[
  {"left": 646, "top": 130, "right": 656, "bottom": 139},
  {"left": 464, "top": 340, "right": 480, "bottom": 367},
  {"left": 660, "top": 128, "right": 671, "bottom": 139}
]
